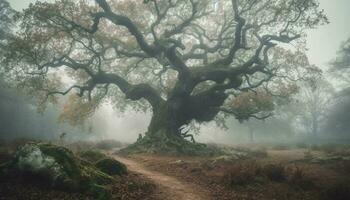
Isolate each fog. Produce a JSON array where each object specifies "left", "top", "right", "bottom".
[
  {"left": 1, "top": 0, "right": 350, "bottom": 145},
  {"left": 0, "top": 82, "right": 307, "bottom": 144},
  {"left": 0, "top": 84, "right": 99, "bottom": 141}
]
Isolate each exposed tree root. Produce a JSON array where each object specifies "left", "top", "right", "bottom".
[
  {"left": 181, "top": 133, "right": 196, "bottom": 143},
  {"left": 119, "top": 130, "right": 222, "bottom": 156}
]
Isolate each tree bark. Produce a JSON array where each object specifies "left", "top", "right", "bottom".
[
  {"left": 121, "top": 105, "right": 192, "bottom": 154},
  {"left": 146, "top": 100, "right": 187, "bottom": 139},
  {"left": 120, "top": 91, "right": 227, "bottom": 154}
]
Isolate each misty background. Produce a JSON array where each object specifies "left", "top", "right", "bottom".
[{"left": 1, "top": 0, "right": 350, "bottom": 144}]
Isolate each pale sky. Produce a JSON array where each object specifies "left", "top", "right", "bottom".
[
  {"left": 307, "top": 0, "right": 350, "bottom": 68},
  {"left": 8, "top": 0, "right": 350, "bottom": 69}
]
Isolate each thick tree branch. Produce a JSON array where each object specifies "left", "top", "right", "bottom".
[
  {"left": 163, "top": 0, "right": 199, "bottom": 38},
  {"left": 164, "top": 46, "right": 190, "bottom": 78},
  {"left": 208, "top": 0, "right": 246, "bottom": 67},
  {"left": 93, "top": 72, "right": 164, "bottom": 109},
  {"left": 220, "top": 108, "right": 273, "bottom": 121},
  {"left": 95, "top": 0, "right": 160, "bottom": 57}
]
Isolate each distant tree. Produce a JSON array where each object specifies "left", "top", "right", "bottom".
[
  {"left": 331, "top": 37, "right": 350, "bottom": 85},
  {"left": 223, "top": 81, "right": 300, "bottom": 142},
  {"left": 3, "top": 0, "right": 327, "bottom": 153},
  {"left": 326, "top": 36, "right": 350, "bottom": 137},
  {"left": 237, "top": 68, "right": 335, "bottom": 141},
  {"left": 295, "top": 75, "right": 334, "bottom": 137},
  {"left": 325, "top": 89, "right": 350, "bottom": 137}
]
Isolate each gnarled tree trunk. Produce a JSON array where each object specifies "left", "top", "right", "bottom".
[{"left": 122, "top": 88, "right": 228, "bottom": 155}]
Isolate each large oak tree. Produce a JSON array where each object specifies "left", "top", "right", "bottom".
[{"left": 3, "top": 0, "right": 327, "bottom": 153}]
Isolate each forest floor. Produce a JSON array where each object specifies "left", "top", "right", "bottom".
[
  {"left": 109, "top": 153, "right": 209, "bottom": 200},
  {"left": 111, "top": 144, "right": 350, "bottom": 200},
  {"left": 1, "top": 140, "right": 350, "bottom": 200}
]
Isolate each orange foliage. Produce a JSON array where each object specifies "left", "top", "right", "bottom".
[
  {"left": 59, "top": 94, "right": 100, "bottom": 126},
  {"left": 228, "top": 90, "right": 274, "bottom": 119}
]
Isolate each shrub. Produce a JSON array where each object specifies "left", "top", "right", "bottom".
[
  {"left": 262, "top": 164, "right": 286, "bottom": 182},
  {"left": 224, "top": 162, "right": 262, "bottom": 187},
  {"left": 289, "top": 167, "right": 315, "bottom": 190},
  {"left": 95, "top": 158, "right": 127, "bottom": 176},
  {"left": 78, "top": 150, "right": 107, "bottom": 163}
]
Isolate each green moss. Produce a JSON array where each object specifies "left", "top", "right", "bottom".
[
  {"left": 81, "top": 164, "right": 115, "bottom": 185},
  {"left": 37, "top": 143, "right": 81, "bottom": 178},
  {"left": 8, "top": 143, "right": 115, "bottom": 199},
  {"left": 121, "top": 130, "right": 223, "bottom": 156},
  {"left": 78, "top": 150, "right": 107, "bottom": 163},
  {"left": 95, "top": 158, "right": 127, "bottom": 176}
]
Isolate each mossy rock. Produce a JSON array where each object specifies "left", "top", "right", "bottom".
[
  {"left": 6, "top": 142, "right": 114, "bottom": 198},
  {"left": 37, "top": 143, "right": 81, "bottom": 180},
  {"left": 95, "top": 158, "right": 127, "bottom": 176},
  {"left": 78, "top": 150, "right": 107, "bottom": 163}
]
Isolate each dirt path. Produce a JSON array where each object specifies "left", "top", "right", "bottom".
[{"left": 110, "top": 154, "right": 209, "bottom": 200}]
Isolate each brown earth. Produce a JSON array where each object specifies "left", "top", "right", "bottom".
[
  {"left": 110, "top": 154, "right": 210, "bottom": 200},
  {"left": 113, "top": 146, "right": 350, "bottom": 200},
  {"left": 2, "top": 141, "right": 350, "bottom": 200}
]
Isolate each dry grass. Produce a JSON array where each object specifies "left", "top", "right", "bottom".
[
  {"left": 288, "top": 167, "right": 315, "bottom": 190},
  {"left": 310, "top": 144, "right": 350, "bottom": 155},
  {"left": 127, "top": 145, "right": 350, "bottom": 200},
  {"left": 271, "top": 144, "right": 292, "bottom": 151},
  {"left": 262, "top": 164, "right": 286, "bottom": 182},
  {"left": 323, "top": 179, "right": 350, "bottom": 200},
  {"left": 223, "top": 161, "right": 289, "bottom": 188},
  {"left": 223, "top": 161, "right": 262, "bottom": 187}
]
